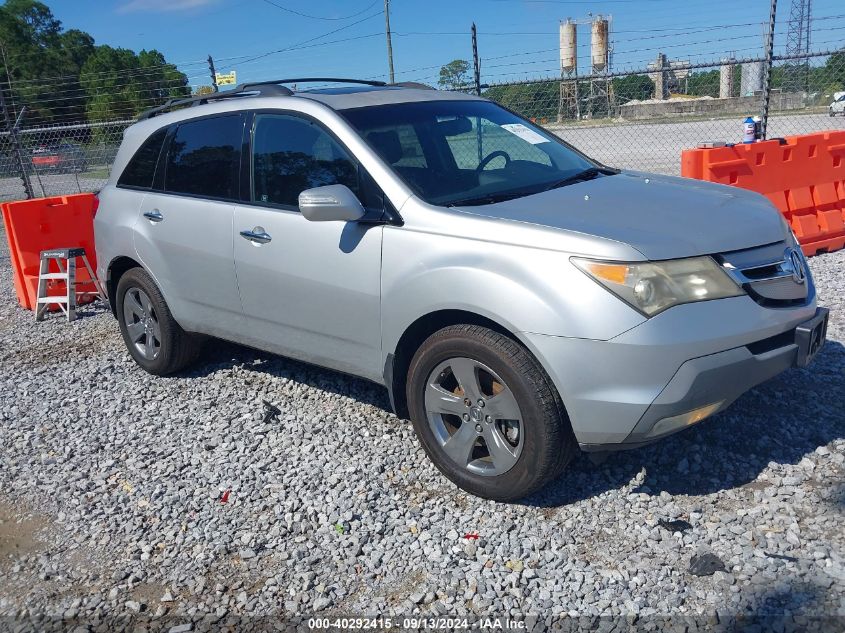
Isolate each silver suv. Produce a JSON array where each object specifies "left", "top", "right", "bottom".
[{"left": 95, "top": 79, "right": 828, "bottom": 501}]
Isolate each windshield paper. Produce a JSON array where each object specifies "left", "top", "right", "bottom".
[{"left": 500, "top": 123, "right": 549, "bottom": 145}]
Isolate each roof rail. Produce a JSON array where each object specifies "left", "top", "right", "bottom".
[
  {"left": 238, "top": 77, "right": 387, "bottom": 90},
  {"left": 137, "top": 78, "right": 399, "bottom": 121},
  {"left": 389, "top": 81, "right": 435, "bottom": 90},
  {"left": 136, "top": 84, "right": 290, "bottom": 121}
]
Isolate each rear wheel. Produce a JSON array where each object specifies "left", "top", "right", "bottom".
[
  {"left": 406, "top": 324, "right": 576, "bottom": 501},
  {"left": 116, "top": 268, "right": 202, "bottom": 375}
]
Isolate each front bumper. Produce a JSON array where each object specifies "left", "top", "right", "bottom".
[{"left": 522, "top": 295, "right": 820, "bottom": 449}]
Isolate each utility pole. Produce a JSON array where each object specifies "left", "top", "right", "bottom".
[
  {"left": 471, "top": 23, "right": 483, "bottom": 163},
  {"left": 471, "top": 23, "right": 481, "bottom": 96},
  {"left": 760, "top": 0, "right": 778, "bottom": 139},
  {"left": 384, "top": 0, "right": 395, "bottom": 84},
  {"left": 208, "top": 55, "right": 219, "bottom": 92}
]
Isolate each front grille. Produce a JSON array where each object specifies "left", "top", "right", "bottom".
[{"left": 716, "top": 241, "right": 809, "bottom": 308}]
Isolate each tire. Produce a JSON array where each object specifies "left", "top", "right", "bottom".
[
  {"left": 406, "top": 324, "right": 576, "bottom": 502},
  {"left": 116, "top": 267, "right": 202, "bottom": 375}
]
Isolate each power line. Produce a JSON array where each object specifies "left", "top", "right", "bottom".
[
  {"left": 257, "top": 0, "right": 379, "bottom": 21},
  {"left": 236, "top": 9, "right": 384, "bottom": 65},
  {"left": 236, "top": 32, "right": 384, "bottom": 67}
]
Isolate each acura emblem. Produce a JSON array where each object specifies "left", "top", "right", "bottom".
[{"left": 784, "top": 247, "right": 806, "bottom": 285}]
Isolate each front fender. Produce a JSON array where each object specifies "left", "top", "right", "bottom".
[{"left": 380, "top": 225, "right": 645, "bottom": 358}]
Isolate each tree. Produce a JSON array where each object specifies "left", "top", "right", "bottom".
[
  {"left": 612, "top": 74, "right": 654, "bottom": 103},
  {"left": 0, "top": 0, "right": 186, "bottom": 124},
  {"left": 0, "top": 0, "right": 70, "bottom": 120},
  {"left": 138, "top": 49, "right": 190, "bottom": 103},
  {"left": 80, "top": 46, "right": 187, "bottom": 122},
  {"left": 825, "top": 49, "right": 845, "bottom": 89},
  {"left": 0, "top": 0, "right": 69, "bottom": 86},
  {"left": 438, "top": 59, "right": 469, "bottom": 90},
  {"left": 484, "top": 81, "right": 559, "bottom": 120},
  {"left": 686, "top": 69, "right": 720, "bottom": 98}
]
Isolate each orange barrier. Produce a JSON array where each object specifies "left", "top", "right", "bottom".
[
  {"left": 1, "top": 193, "right": 98, "bottom": 310},
  {"left": 681, "top": 130, "right": 845, "bottom": 256}
]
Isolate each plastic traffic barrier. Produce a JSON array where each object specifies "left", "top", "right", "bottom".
[
  {"left": 1, "top": 193, "right": 98, "bottom": 310},
  {"left": 681, "top": 130, "right": 845, "bottom": 256}
]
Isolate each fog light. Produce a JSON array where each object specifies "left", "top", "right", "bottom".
[{"left": 648, "top": 401, "right": 724, "bottom": 438}]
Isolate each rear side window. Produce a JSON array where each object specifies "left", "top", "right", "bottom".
[
  {"left": 164, "top": 114, "right": 243, "bottom": 200},
  {"left": 117, "top": 127, "right": 167, "bottom": 189}
]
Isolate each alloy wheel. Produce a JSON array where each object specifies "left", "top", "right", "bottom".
[
  {"left": 122, "top": 287, "right": 162, "bottom": 361},
  {"left": 424, "top": 357, "right": 524, "bottom": 476}
]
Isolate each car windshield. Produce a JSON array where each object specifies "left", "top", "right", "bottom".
[{"left": 341, "top": 100, "right": 605, "bottom": 206}]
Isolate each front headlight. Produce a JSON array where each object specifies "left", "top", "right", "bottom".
[{"left": 572, "top": 256, "right": 744, "bottom": 317}]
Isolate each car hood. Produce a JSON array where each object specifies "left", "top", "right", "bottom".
[{"left": 452, "top": 171, "right": 786, "bottom": 260}]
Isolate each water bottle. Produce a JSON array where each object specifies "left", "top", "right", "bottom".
[{"left": 743, "top": 117, "right": 756, "bottom": 143}]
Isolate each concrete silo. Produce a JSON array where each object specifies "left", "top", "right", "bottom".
[
  {"left": 590, "top": 16, "right": 609, "bottom": 71},
  {"left": 719, "top": 58, "right": 736, "bottom": 99},
  {"left": 560, "top": 19, "right": 577, "bottom": 75},
  {"left": 740, "top": 61, "right": 764, "bottom": 96},
  {"left": 588, "top": 15, "right": 612, "bottom": 118},
  {"left": 558, "top": 19, "right": 580, "bottom": 121}
]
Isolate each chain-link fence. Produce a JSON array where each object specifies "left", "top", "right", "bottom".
[
  {"left": 0, "top": 52, "right": 192, "bottom": 202},
  {"left": 0, "top": 47, "right": 843, "bottom": 201},
  {"left": 480, "top": 50, "right": 845, "bottom": 175},
  {"left": 0, "top": 120, "right": 131, "bottom": 201}
]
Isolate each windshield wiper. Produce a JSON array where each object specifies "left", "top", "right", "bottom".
[
  {"left": 447, "top": 190, "right": 536, "bottom": 207},
  {"left": 447, "top": 166, "right": 619, "bottom": 207},
  {"left": 540, "top": 166, "right": 619, "bottom": 192}
]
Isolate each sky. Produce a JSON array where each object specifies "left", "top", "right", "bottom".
[{"left": 42, "top": 0, "right": 845, "bottom": 88}]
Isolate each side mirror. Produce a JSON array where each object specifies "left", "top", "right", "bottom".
[{"left": 298, "top": 184, "right": 365, "bottom": 222}]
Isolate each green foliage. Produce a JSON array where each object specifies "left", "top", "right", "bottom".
[
  {"left": 484, "top": 81, "right": 558, "bottom": 121},
  {"left": 686, "top": 70, "right": 719, "bottom": 97},
  {"left": 484, "top": 75, "right": 652, "bottom": 122},
  {"left": 80, "top": 46, "right": 188, "bottom": 123},
  {"left": 438, "top": 59, "right": 470, "bottom": 90},
  {"left": 0, "top": 0, "right": 187, "bottom": 124},
  {"left": 826, "top": 50, "right": 845, "bottom": 89},
  {"left": 613, "top": 74, "right": 654, "bottom": 102}
]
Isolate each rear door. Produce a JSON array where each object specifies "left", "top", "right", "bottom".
[
  {"left": 232, "top": 111, "right": 383, "bottom": 379},
  {"left": 133, "top": 113, "right": 245, "bottom": 336}
]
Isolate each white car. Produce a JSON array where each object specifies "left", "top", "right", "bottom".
[{"left": 830, "top": 93, "right": 845, "bottom": 116}]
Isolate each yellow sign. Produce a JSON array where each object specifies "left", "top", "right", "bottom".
[{"left": 215, "top": 71, "right": 237, "bottom": 86}]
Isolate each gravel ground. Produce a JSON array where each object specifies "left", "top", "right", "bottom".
[{"left": 0, "top": 223, "right": 843, "bottom": 631}]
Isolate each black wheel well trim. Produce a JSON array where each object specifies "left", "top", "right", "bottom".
[
  {"left": 106, "top": 255, "right": 143, "bottom": 316},
  {"left": 384, "top": 309, "right": 549, "bottom": 421}
]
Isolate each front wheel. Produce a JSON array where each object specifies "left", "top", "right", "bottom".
[
  {"left": 116, "top": 268, "right": 202, "bottom": 375},
  {"left": 406, "top": 325, "right": 576, "bottom": 501}
]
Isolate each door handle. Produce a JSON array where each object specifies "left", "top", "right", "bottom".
[
  {"left": 240, "top": 227, "right": 272, "bottom": 244},
  {"left": 143, "top": 209, "right": 164, "bottom": 223}
]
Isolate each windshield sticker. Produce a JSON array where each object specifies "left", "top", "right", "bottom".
[{"left": 500, "top": 123, "right": 549, "bottom": 144}]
